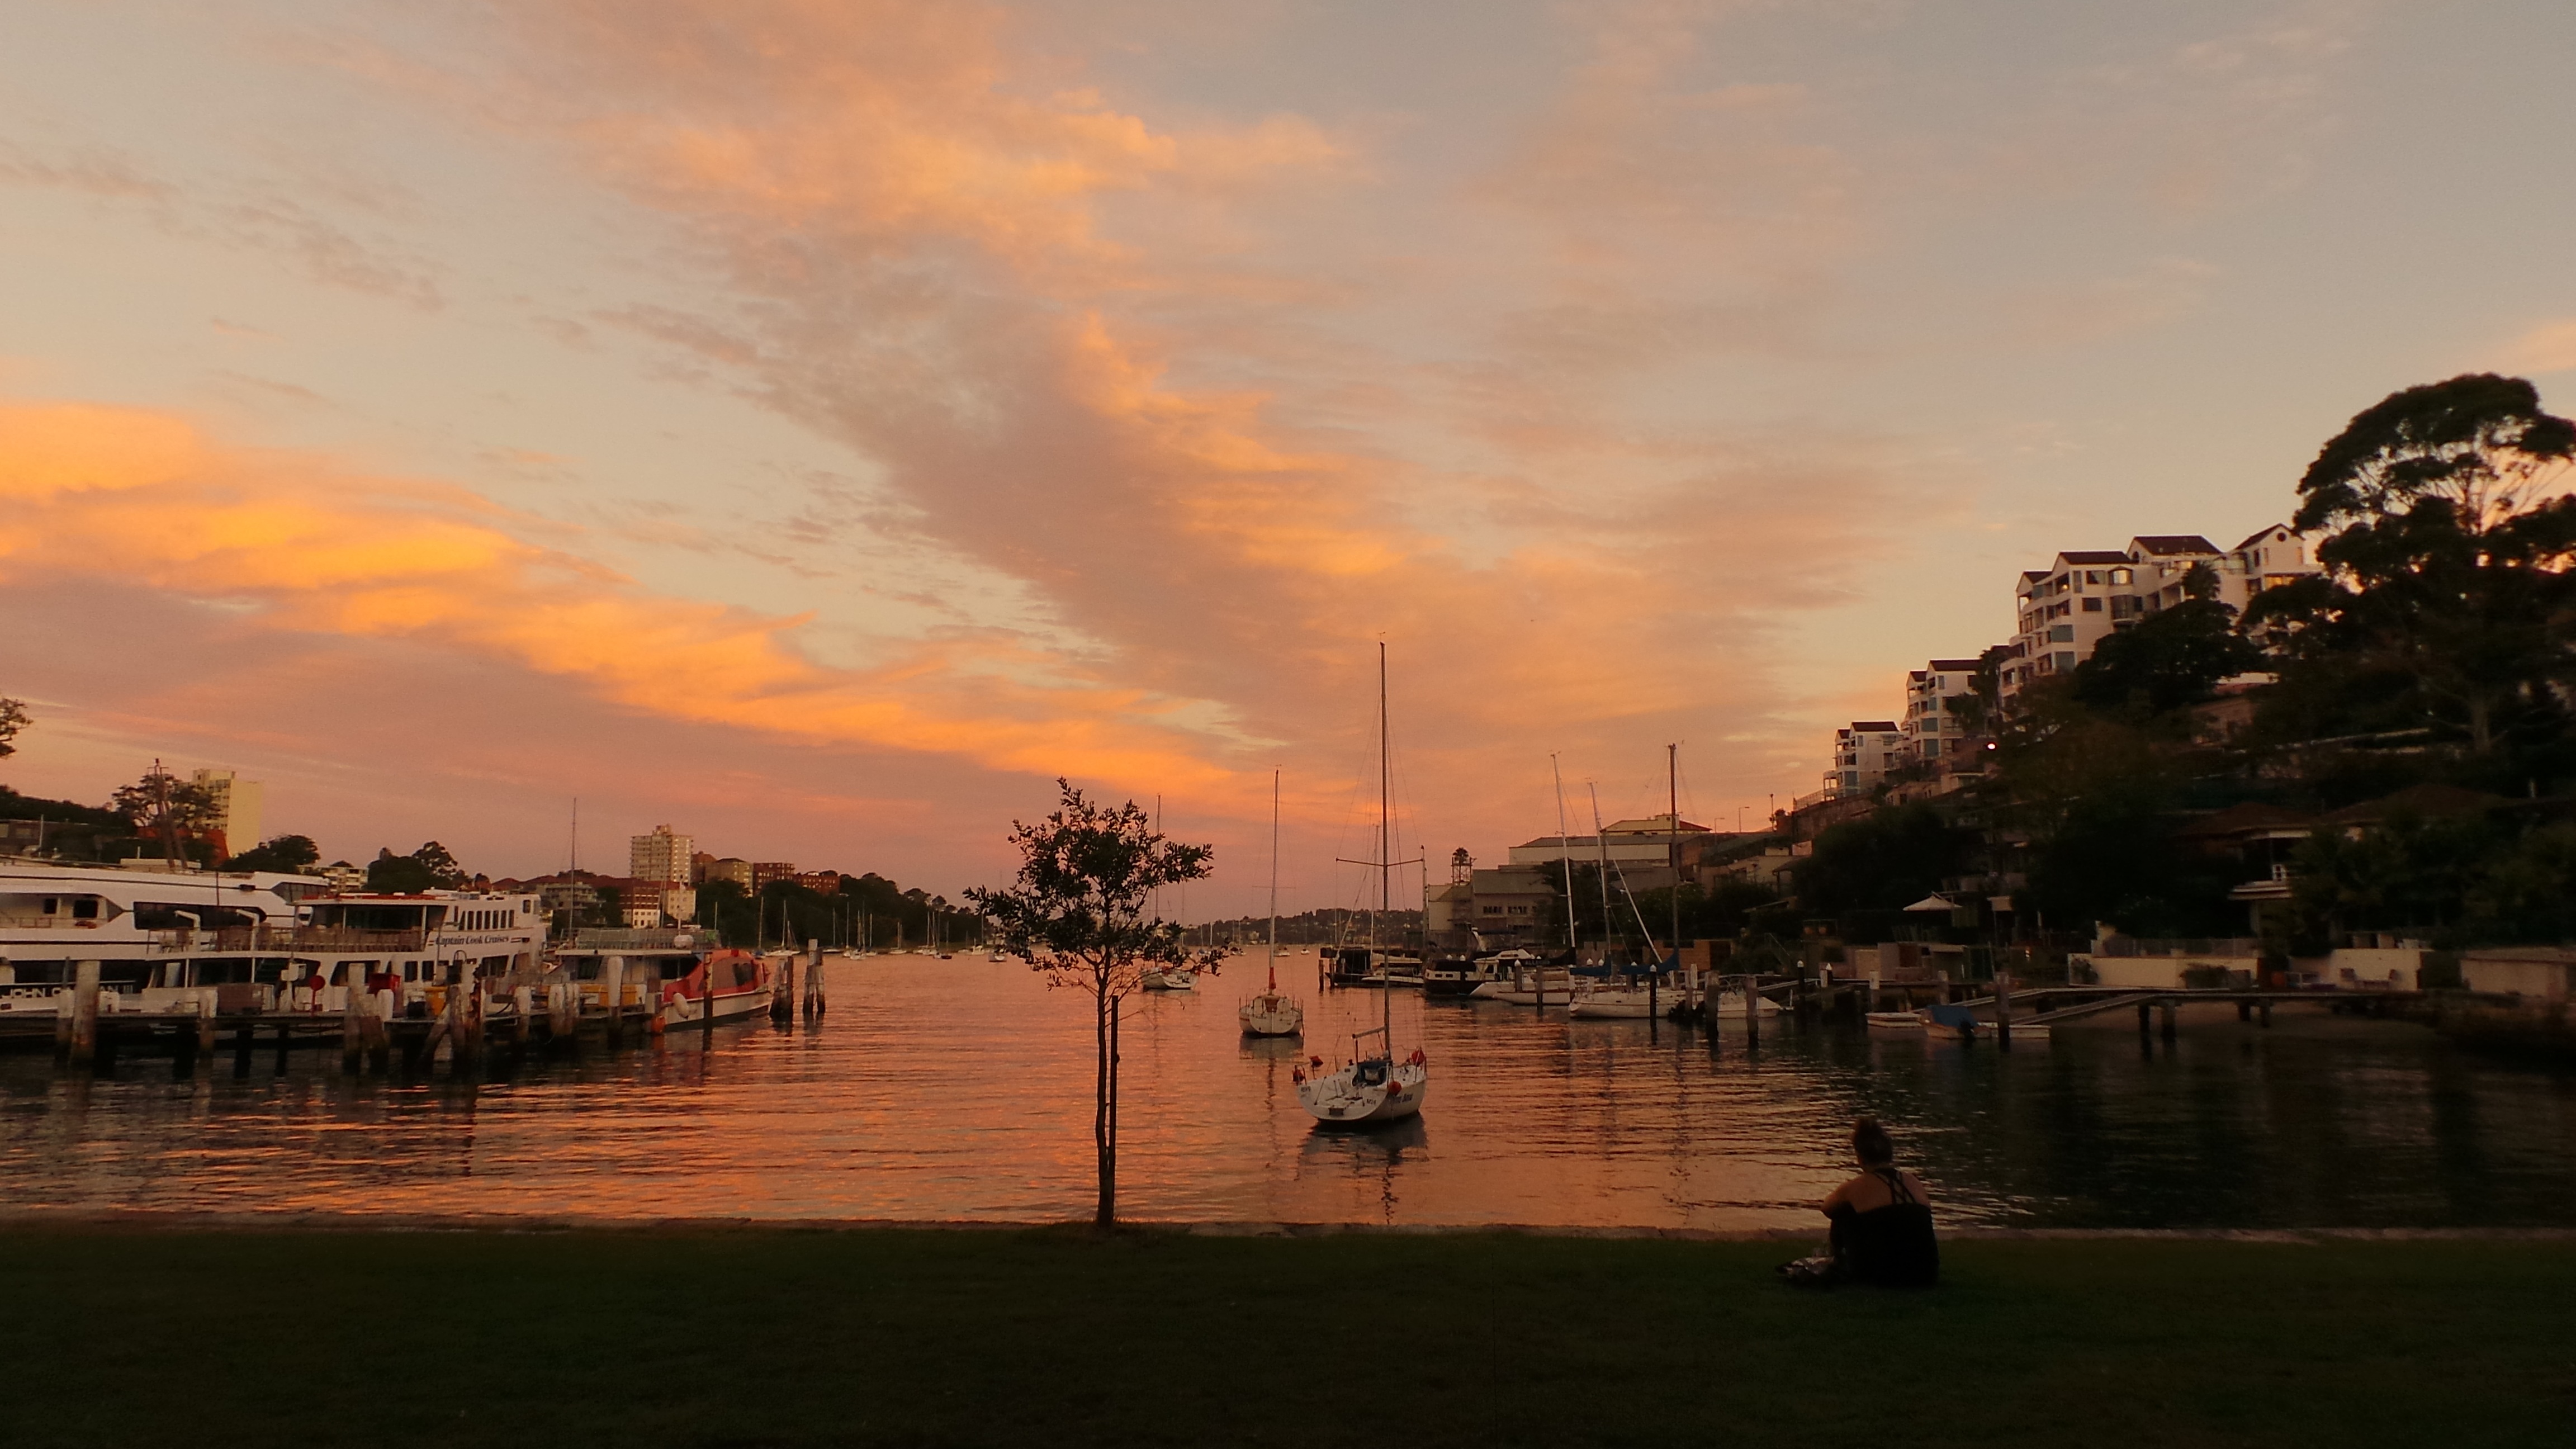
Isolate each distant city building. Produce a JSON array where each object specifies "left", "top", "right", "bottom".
[
  {"left": 319, "top": 860, "right": 366, "bottom": 891},
  {"left": 689, "top": 850, "right": 718, "bottom": 883},
  {"left": 191, "top": 768, "right": 263, "bottom": 860},
  {"left": 1827, "top": 722, "right": 1905, "bottom": 798},
  {"left": 793, "top": 870, "right": 843, "bottom": 894},
  {"left": 751, "top": 861, "right": 796, "bottom": 891},
  {"left": 629, "top": 825, "right": 693, "bottom": 884},
  {"left": 2000, "top": 529, "right": 2318, "bottom": 700},
  {"left": 702, "top": 858, "right": 754, "bottom": 891}
]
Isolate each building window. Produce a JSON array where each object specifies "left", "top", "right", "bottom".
[
  {"left": 2056, "top": 651, "right": 2077, "bottom": 672},
  {"left": 2048, "top": 624, "right": 2074, "bottom": 642},
  {"left": 2082, "top": 596, "right": 2102, "bottom": 612},
  {"left": 2109, "top": 567, "right": 2132, "bottom": 584},
  {"left": 2085, "top": 570, "right": 2102, "bottom": 585}
]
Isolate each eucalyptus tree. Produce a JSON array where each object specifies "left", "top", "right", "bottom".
[{"left": 2247, "top": 374, "right": 2576, "bottom": 758}]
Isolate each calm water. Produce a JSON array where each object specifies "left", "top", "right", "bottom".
[{"left": 3, "top": 953, "right": 2572, "bottom": 1229}]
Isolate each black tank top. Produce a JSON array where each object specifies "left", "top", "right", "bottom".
[{"left": 1840, "top": 1168, "right": 1940, "bottom": 1287}]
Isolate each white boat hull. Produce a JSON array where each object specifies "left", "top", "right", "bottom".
[
  {"left": 1567, "top": 988, "right": 1659, "bottom": 1019},
  {"left": 662, "top": 986, "right": 773, "bottom": 1026},
  {"left": 1865, "top": 1011, "right": 1928, "bottom": 1036},
  {"left": 1298, "top": 1058, "right": 1427, "bottom": 1126},
  {"left": 1239, "top": 993, "right": 1304, "bottom": 1037},
  {"left": 1139, "top": 969, "right": 1195, "bottom": 992},
  {"left": 1710, "top": 993, "right": 1784, "bottom": 1019}
]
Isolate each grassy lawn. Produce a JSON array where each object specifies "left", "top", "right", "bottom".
[{"left": 5, "top": 1226, "right": 2570, "bottom": 1447}]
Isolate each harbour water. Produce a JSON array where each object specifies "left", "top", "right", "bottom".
[{"left": 3, "top": 951, "right": 2570, "bottom": 1229}]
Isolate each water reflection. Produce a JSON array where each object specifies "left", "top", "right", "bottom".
[{"left": 0, "top": 954, "right": 2569, "bottom": 1228}]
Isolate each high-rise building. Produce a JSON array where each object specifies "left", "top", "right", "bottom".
[
  {"left": 629, "top": 825, "right": 693, "bottom": 884},
  {"left": 191, "top": 768, "right": 264, "bottom": 859}
]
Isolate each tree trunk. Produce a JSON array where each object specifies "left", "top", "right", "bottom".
[{"left": 1093, "top": 986, "right": 1115, "bottom": 1228}]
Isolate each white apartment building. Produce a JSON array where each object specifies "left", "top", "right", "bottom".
[
  {"left": 1826, "top": 722, "right": 1905, "bottom": 798},
  {"left": 190, "top": 768, "right": 263, "bottom": 859},
  {"left": 629, "top": 825, "right": 694, "bottom": 884},
  {"left": 1903, "top": 659, "right": 1984, "bottom": 764},
  {"left": 1999, "top": 528, "right": 2317, "bottom": 700}
]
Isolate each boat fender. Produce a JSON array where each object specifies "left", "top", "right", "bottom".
[
  {"left": 1408, "top": 1049, "right": 1426, "bottom": 1067},
  {"left": 1308, "top": 1055, "right": 1324, "bottom": 1067},
  {"left": 1291, "top": 1067, "right": 1305, "bottom": 1084}
]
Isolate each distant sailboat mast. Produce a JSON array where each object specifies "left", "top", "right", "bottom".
[{"left": 1267, "top": 769, "right": 1281, "bottom": 993}]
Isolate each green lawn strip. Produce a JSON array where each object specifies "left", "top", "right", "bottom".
[{"left": 2, "top": 1229, "right": 2569, "bottom": 1448}]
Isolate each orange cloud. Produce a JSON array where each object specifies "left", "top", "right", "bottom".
[{"left": 0, "top": 400, "right": 1239, "bottom": 793}]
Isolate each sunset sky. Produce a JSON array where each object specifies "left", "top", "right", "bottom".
[{"left": 4, "top": 1, "right": 2573, "bottom": 916}]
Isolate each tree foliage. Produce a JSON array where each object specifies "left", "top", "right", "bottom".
[
  {"left": 2248, "top": 374, "right": 2576, "bottom": 755},
  {"left": 108, "top": 761, "right": 219, "bottom": 859},
  {"left": 2072, "top": 566, "right": 2261, "bottom": 718},
  {"left": 0, "top": 697, "right": 27, "bottom": 760},
  {"left": 964, "top": 780, "right": 1217, "bottom": 1227},
  {"left": 368, "top": 841, "right": 468, "bottom": 892},
  {"left": 1791, "top": 803, "right": 1978, "bottom": 942},
  {"left": 225, "top": 834, "right": 319, "bottom": 873}
]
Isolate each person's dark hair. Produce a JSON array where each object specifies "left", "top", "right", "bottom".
[{"left": 1853, "top": 1117, "right": 1894, "bottom": 1166}]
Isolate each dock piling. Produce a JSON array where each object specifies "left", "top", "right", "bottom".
[
  {"left": 67, "top": 960, "right": 100, "bottom": 1067},
  {"left": 2159, "top": 999, "right": 2179, "bottom": 1043},
  {"left": 1995, "top": 970, "right": 2014, "bottom": 1050}
]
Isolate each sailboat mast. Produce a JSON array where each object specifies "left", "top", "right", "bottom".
[
  {"left": 1379, "top": 642, "right": 1391, "bottom": 1044},
  {"left": 1668, "top": 743, "right": 1681, "bottom": 963},
  {"left": 1589, "top": 782, "right": 1616, "bottom": 963},
  {"left": 1267, "top": 769, "right": 1281, "bottom": 991}
]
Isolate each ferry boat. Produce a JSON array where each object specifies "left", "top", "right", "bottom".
[{"left": 0, "top": 858, "right": 543, "bottom": 1029}]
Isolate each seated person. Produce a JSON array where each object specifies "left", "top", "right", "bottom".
[{"left": 1818, "top": 1117, "right": 1939, "bottom": 1287}]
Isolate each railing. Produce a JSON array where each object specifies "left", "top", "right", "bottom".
[
  {"left": 146, "top": 926, "right": 425, "bottom": 954},
  {"left": 2094, "top": 936, "right": 2260, "bottom": 958},
  {"left": 567, "top": 927, "right": 696, "bottom": 951}
]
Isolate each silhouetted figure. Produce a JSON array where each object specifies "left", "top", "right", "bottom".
[{"left": 1782, "top": 1117, "right": 1940, "bottom": 1287}]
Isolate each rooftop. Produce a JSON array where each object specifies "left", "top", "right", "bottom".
[{"left": 2132, "top": 534, "right": 2220, "bottom": 556}]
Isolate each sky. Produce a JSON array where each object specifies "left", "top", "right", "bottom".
[{"left": 3, "top": 0, "right": 2574, "bottom": 916}]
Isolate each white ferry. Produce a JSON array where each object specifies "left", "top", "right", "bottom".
[{"left": 0, "top": 857, "right": 542, "bottom": 1025}]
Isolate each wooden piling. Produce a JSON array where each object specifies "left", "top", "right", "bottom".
[
  {"left": 2258, "top": 997, "right": 2272, "bottom": 1029},
  {"left": 2237, "top": 998, "right": 2253, "bottom": 1022},
  {"left": 68, "top": 960, "right": 101, "bottom": 1067},
  {"left": 603, "top": 955, "right": 627, "bottom": 1047},
  {"left": 1743, "top": 974, "right": 1760, "bottom": 1050},
  {"left": 1995, "top": 970, "right": 2014, "bottom": 1050},
  {"left": 700, "top": 960, "right": 716, "bottom": 1046},
  {"left": 2159, "top": 998, "right": 2179, "bottom": 1042},
  {"left": 342, "top": 972, "right": 364, "bottom": 1074},
  {"left": 803, "top": 940, "right": 824, "bottom": 1020},
  {"left": 771, "top": 953, "right": 794, "bottom": 1025},
  {"left": 196, "top": 995, "right": 217, "bottom": 1056},
  {"left": 2137, "top": 1001, "right": 2154, "bottom": 1039}
]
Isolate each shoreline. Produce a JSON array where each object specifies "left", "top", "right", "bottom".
[{"left": 6, "top": 1206, "right": 2573, "bottom": 1241}]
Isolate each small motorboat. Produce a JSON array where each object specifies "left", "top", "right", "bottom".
[
  {"left": 1710, "top": 989, "right": 1784, "bottom": 1019},
  {"left": 1865, "top": 1010, "right": 1929, "bottom": 1036},
  {"left": 1139, "top": 968, "right": 1196, "bottom": 992}
]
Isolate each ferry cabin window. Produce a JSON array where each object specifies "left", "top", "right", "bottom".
[
  {"left": 193, "top": 960, "right": 253, "bottom": 985},
  {"left": 71, "top": 897, "right": 98, "bottom": 920}
]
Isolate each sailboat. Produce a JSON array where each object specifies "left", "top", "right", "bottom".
[
  {"left": 1297, "top": 643, "right": 1428, "bottom": 1126},
  {"left": 1240, "top": 770, "right": 1305, "bottom": 1038}
]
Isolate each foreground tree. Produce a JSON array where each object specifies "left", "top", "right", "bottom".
[
  {"left": 2247, "top": 374, "right": 2576, "bottom": 756},
  {"left": 965, "top": 780, "right": 1216, "bottom": 1228}
]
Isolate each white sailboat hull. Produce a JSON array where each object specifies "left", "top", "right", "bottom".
[
  {"left": 1298, "top": 1059, "right": 1427, "bottom": 1126},
  {"left": 1239, "top": 993, "right": 1304, "bottom": 1036}
]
